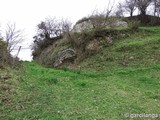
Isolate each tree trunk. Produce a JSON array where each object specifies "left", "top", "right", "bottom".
[
  {"left": 130, "top": 10, "right": 133, "bottom": 17},
  {"left": 140, "top": 9, "right": 146, "bottom": 16}
]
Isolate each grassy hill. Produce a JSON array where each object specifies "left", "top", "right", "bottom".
[
  {"left": 1, "top": 26, "right": 160, "bottom": 119},
  {"left": 80, "top": 27, "right": 160, "bottom": 71}
]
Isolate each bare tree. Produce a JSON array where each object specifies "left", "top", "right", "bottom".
[
  {"left": 115, "top": 3, "right": 125, "bottom": 17},
  {"left": 136, "top": 0, "right": 153, "bottom": 15},
  {"left": 5, "top": 23, "right": 24, "bottom": 53},
  {"left": 153, "top": 0, "right": 160, "bottom": 16},
  {"left": 89, "top": 0, "right": 115, "bottom": 29},
  {"left": 61, "top": 18, "right": 72, "bottom": 34},
  {"left": 36, "top": 17, "right": 72, "bottom": 40},
  {"left": 156, "top": 0, "right": 160, "bottom": 16},
  {"left": 32, "top": 17, "right": 72, "bottom": 56},
  {"left": 123, "top": 0, "right": 137, "bottom": 16},
  {"left": 89, "top": 9, "right": 108, "bottom": 29}
]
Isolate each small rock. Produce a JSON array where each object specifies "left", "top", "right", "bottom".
[{"left": 129, "top": 56, "right": 134, "bottom": 60}]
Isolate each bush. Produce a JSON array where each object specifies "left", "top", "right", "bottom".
[
  {"left": 0, "top": 40, "right": 21, "bottom": 69},
  {"left": 0, "top": 40, "right": 8, "bottom": 66},
  {"left": 128, "top": 20, "right": 140, "bottom": 30}
]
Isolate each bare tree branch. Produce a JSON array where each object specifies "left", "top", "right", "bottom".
[
  {"left": 5, "top": 22, "right": 24, "bottom": 53},
  {"left": 89, "top": 0, "right": 115, "bottom": 30},
  {"left": 115, "top": 3, "right": 125, "bottom": 17},
  {"left": 123, "top": 0, "right": 137, "bottom": 16},
  {"left": 36, "top": 17, "right": 72, "bottom": 40},
  {"left": 153, "top": 0, "right": 160, "bottom": 16},
  {"left": 136, "top": 0, "right": 153, "bottom": 15}
]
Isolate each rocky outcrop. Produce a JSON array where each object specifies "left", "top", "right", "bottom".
[
  {"left": 112, "top": 20, "right": 128, "bottom": 27},
  {"left": 72, "top": 18, "right": 128, "bottom": 33},
  {"left": 53, "top": 48, "right": 76, "bottom": 67},
  {"left": 72, "top": 20, "right": 93, "bottom": 33},
  {"left": 33, "top": 17, "right": 130, "bottom": 68},
  {"left": 85, "top": 39, "right": 102, "bottom": 55}
]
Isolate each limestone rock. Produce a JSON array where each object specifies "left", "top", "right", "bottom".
[
  {"left": 72, "top": 20, "right": 93, "bottom": 33},
  {"left": 85, "top": 40, "right": 101, "bottom": 55},
  {"left": 53, "top": 48, "right": 76, "bottom": 67},
  {"left": 113, "top": 20, "right": 128, "bottom": 27},
  {"left": 72, "top": 18, "right": 128, "bottom": 33}
]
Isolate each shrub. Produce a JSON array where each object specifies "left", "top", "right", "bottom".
[
  {"left": 0, "top": 40, "right": 21, "bottom": 69},
  {"left": 0, "top": 40, "right": 9, "bottom": 66},
  {"left": 128, "top": 20, "right": 140, "bottom": 30}
]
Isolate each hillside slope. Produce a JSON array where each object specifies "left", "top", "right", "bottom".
[
  {"left": 33, "top": 25, "right": 160, "bottom": 70},
  {"left": 1, "top": 26, "right": 160, "bottom": 119},
  {"left": 80, "top": 27, "right": 160, "bottom": 71}
]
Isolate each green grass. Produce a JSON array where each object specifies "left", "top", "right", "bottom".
[
  {"left": 80, "top": 26, "right": 160, "bottom": 71},
  {"left": 1, "top": 26, "right": 160, "bottom": 120},
  {"left": 1, "top": 62, "right": 160, "bottom": 120}
]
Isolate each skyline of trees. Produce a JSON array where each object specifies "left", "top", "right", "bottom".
[{"left": 117, "top": 0, "right": 160, "bottom": 17}]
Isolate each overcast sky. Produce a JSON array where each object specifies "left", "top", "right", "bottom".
[{"left": 0, "top": 0, "right": 122, "bottom": 61}]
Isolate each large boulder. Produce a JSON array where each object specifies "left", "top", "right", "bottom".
[
  {"left": 72, "top": 20, "right": 93, "bottom": 33},
  {"left": 72, "top": 17, "right": 128, "bottom": 33},
  {"left": 53, "top": 48, "right": 76, "bottom": 67},
  {"left": 112, "top": 20, "right": 128, "bottom": 27}
]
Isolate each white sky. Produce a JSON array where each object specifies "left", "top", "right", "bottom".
[{"left": 0, "top": 0, "right": 122, "bottom": 61}]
